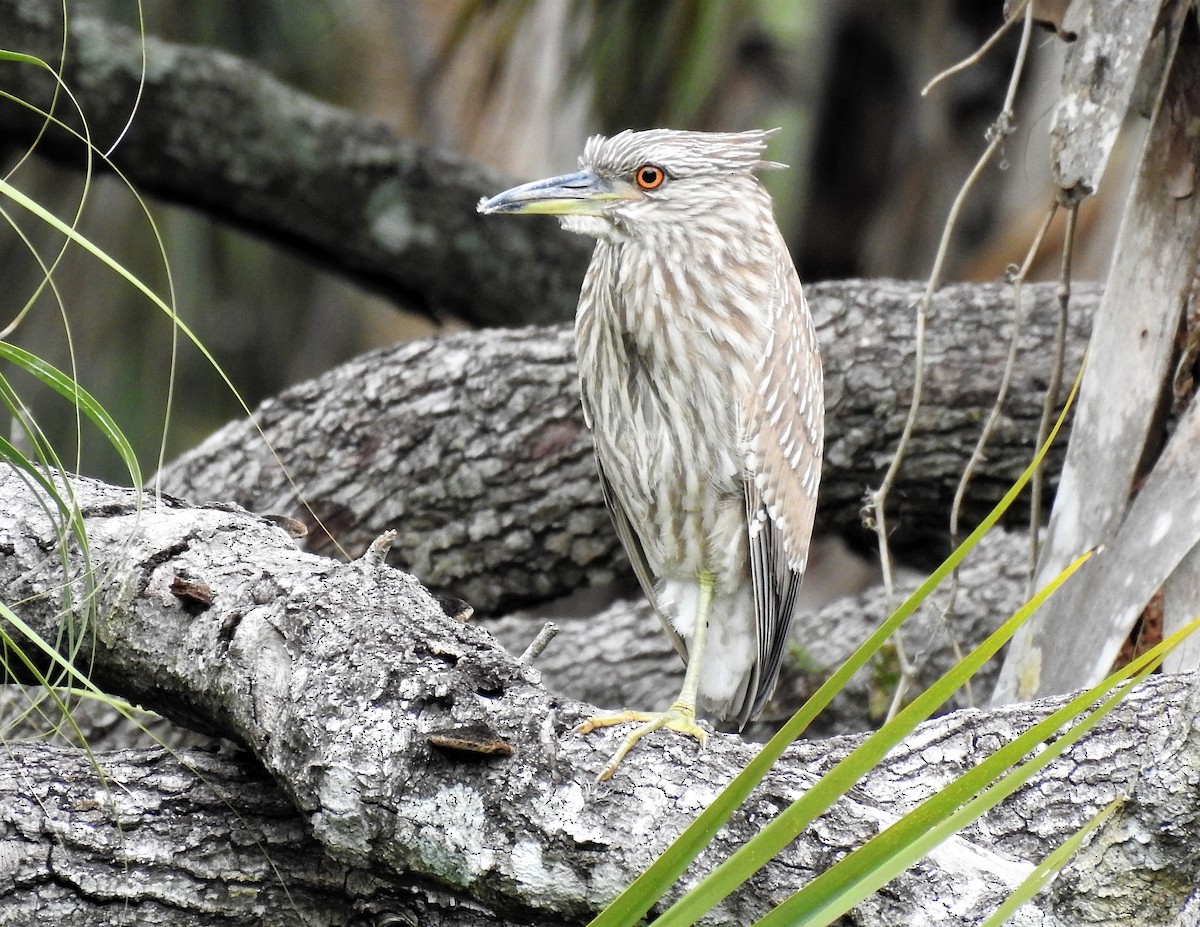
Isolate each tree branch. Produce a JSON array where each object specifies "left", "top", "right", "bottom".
[
  {"left": 0, "top": 743, "right": 467, "bottom": 927},
  {"left": 3, "top": 467, "right": 1200, "bottom": 926},
  {"left": 161, "top": 278, "right": 1095, "bottom": 614},
  {"left": 0, "top": 0, "right": 590, "bottom": 326}
]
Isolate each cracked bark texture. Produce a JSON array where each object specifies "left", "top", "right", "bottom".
[
  {"left": 3, "top": 469, "right": 1200, "bottom": 926},
  {"left": 0, "top": 744, "right": 442, "bottom": 927},
  {"left": 0, "top": 0, "right": 590, "bottom": 327},
  {"left": 161, "top": 278, "right": 1094, "bottom": 616}
]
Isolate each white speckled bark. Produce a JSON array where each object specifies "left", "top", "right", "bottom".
[{"left": 4, "top": 469, "right": 1200, "bottom": 925}]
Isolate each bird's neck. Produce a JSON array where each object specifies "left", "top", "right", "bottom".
[{"left": 583, "top": 225, "right": 775, "bottom": 362}]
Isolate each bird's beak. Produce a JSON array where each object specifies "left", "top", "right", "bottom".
[{"left": 477, "top": 170, "right": 637, "bottom": 216}]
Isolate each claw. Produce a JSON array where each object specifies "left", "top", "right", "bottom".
[{"left": 577, "top": 703, "right": 708, "bottom": 781}]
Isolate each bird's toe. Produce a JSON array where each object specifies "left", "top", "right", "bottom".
[{"left": 577, "top": 707, "right": 708, "bottom": 780}]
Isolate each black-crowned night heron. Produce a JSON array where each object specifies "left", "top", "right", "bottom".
[{"left": 479, "top": 129, "right": 823, "bottom": 780}]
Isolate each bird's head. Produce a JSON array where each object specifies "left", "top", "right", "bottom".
[{"left": 477, "top": 128, "right": 782, "bottom": 241}]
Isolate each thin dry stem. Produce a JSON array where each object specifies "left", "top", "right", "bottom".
[
  {"left": 1028, "top": 203, "right": 1079, "bottom": 597},
  {"left": 935, "top": 201, "right": 1057, "bottom": 708},
  {"left": 951, "top": 202, "right": 1057, "bottom": 553},
  {"left": 876, "top": 2, "right": 1036, "bottom": 721},
  {"left": 922, "top": 0, "right": 1029, "bottom": 97}
]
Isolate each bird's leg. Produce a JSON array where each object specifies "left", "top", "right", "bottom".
[{"left": 577, "top": 571, "right": 714, "bottom": 781}]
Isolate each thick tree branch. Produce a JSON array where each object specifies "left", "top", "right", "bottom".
[
  {"left": 0, "top": 0, "right": 589, "bottom": 326},
  {"left": 3, "top": 468, "right": 1200, "bottom": 926},
  {"left": 0, "top": 743, "right": 460, "bottom": 927},
  {"left": 161, "top": 279, "right": 1094, "bottom": 614}
]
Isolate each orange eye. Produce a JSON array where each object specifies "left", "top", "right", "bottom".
[{"left": 634, "top": 164, "right": 666, "bottom": 190}]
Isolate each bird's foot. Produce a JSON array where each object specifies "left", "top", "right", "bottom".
[{"left": 576, "top": 703, "right": 708, "bottom": 781}]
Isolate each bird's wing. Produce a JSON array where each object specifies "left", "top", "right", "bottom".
[
  {"left": 595, "top": 457, "right": 687, "bottom": 662},
  {"left": 742, "top": 266, "right": 823, "bottom": 720}
]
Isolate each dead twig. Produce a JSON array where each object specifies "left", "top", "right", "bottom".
[
  {"left": 1028, "top": 202, "right": 1079, "bottom": 598},
  {"left": 872, "top": 1, "right": 1036, "bottom": 720}
]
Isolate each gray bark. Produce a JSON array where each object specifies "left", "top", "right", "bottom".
[
  {"left": 994, "top": 1, "right": 1200, "bottom": 705},
  {"left": 1051, "top": 0, "right": 1176, "bottom": 197},
  {"left": 161, "top": 278, "right": 1095, "bottom": 615},
  {"left": 0, "top": 0, "right": 590, "bottom": 327},
  {"left": 3, "top": 468, "right": 1200, "bottom": 926},
  {"left": 0, "top": 743, "right": 461, "bottom": 927}
]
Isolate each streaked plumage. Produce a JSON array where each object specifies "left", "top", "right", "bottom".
[{"left": 479, "top": 128, "right": 822, "bottom": 775}]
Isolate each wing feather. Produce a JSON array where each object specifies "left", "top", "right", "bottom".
[
  {"left": 742, "top": 266, "right": 823, "bottom": 721},
  {"left": 595, "top": 457, "right": 687, "bottom": 662}
]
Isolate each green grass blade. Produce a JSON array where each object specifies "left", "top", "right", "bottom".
[
  {"left": 586, "top": 368, "right": 1082, "bottom": 927},
  {"left": 752, "top": 617, "right": 1196, "bottom": 927},
  {"left": 0, "top": 177, "right": 230, "bottom": 394},
  {"left": 0, "top": 171, "right": 344, "bottom": 554},
  {"left": 0, "top": 377, "right": 93, "bottom": 574},
  {"left": 0, "top": 444, "right": 100, "bottom": 673},
  {"left": 0, "top": 50, "right": 56, "bottom": 67},
  {"left": 0, "top": 341, "right": 142, "bottom": 486},
  {"left": 0, "top": 375, "right": 70, "bottom": 484},
  {"left": 0, "top": 620, "right": 102, "bottom": 753},
  {"left": 0, "top": 601, "right": 110, "bottom": 699},
  {"left": 0, "top": 432, "right": 74, "bottom": 519},
  {"left": 649, "top": 549, "right": 1092, "bottom": 927},
  {"left": 977, "top": 799, "right": 1121, "bottom": 927}
]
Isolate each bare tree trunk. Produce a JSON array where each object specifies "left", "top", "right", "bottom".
[
  {"left": 0, "top": 743, "right": 441, "bottom": 927},
  {"left": 3, "top": 468, "right": 1200, "bottom": 926}
]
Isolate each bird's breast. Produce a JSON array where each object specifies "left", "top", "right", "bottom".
[{"left": 576, "top": 243, "right": 766, "bottom": 584}]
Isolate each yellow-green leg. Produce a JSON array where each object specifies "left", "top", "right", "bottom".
[{"left": 577, "top": 570, "right": 714, "bottom": 781}]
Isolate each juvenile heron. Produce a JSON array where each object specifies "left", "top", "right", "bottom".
[{"left": 479, "top": 129, "right": 823, "bottom": 780}]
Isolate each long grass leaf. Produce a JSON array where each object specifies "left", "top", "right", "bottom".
[
  {"left": 650, "top": 549, "right": 1091, "bottom": 927},
  {"left": 754, "top": 618, "right": 1197, "bottom": 927},
  {"left": 976, "top": 799, "right": 1121, "bottom": 927},
  {"left": 0, "top": 341, "right": 142, "bottom": 485},
  {"left": 0, "top": 602, "right": 110, "bottom": 698},
  {"left": 0, "top": 179, "right": 233, "bottom": 394}
]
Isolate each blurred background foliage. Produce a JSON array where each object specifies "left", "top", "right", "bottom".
[{"left": 2, "top": 1, "right": 1127, "bottom": 483}]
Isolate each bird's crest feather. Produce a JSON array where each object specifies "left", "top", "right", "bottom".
[{"left": 581, "top": 128, "right": 785, "bottom": 177}]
